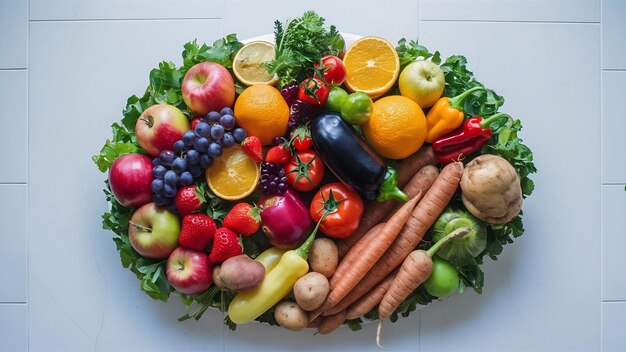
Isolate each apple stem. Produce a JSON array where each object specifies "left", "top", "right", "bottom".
[
  {"left": 140, "top": 115, "right": 154, "bottom": 128},
  {"left": 129, "top": 220, "right": 152, "bottom": 233}
]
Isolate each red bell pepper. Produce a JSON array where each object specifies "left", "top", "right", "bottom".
[{"left": 432, "top": 113, "right": 512, "bottom": 164}]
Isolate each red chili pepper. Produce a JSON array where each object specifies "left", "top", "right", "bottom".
[{"left": 432, "top": 113, "right": 512, "bottom": 164}]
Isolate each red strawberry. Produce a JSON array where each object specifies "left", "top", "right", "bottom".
[
  {"left": 265, "top": 144, "right": 291, "bottom": 164},
  {"left": 191, "top": 116, "right": 203, "bottom": 130},
  {"left": 209, "top": 228, "right": 242, "bottom": 263},
  {"left": 175, "top": 185, "right": 205, "bottom": 217},
  {"left": 178, "top": 214, "right": 217, "bottom": 251},
  {"left": 222, "top": 203, "right": 261, "bottom": 236},
  {"left": 241, "top": 136, "right": 263, "bottom": 163}
]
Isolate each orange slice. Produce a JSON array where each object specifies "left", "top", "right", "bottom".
[
  {"left": 233, "top": 41, "right": 278, "bottom": 86},
  {"left": 343, "top": 36, "right": 400, "bottom": 98},
  {"left": 206, "top": 145, "right": 260, "bottom": 201}
]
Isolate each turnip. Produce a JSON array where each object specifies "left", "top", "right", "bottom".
[{"left": 460, "top": 154, "right": 523, "bottom": 224}]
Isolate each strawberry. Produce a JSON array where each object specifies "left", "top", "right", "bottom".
[
  {"left": 241, "top": 136, "right": 263, "bottom": 163},
  {"left": 222, "top": 203, "right": 261, "bottom": 236},
  {"left": 175, "top": 185, "right": 205, "bottom": 217},
  {"left": 265, "top": 144, "right": 291, "bottom": 164},
  {"left": 209, "top": 228, "right": 243, "bottom": 263},
  {"left": 178, "top": 214, "right": 217, "bottom": 251}
]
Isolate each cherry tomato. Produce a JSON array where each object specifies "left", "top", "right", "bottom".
[
  {"left": 423, "top": 257, "right": 460, "bottom": 298},
  {"left": 314, "top": 56, "right": 347, "bottom": 86},
  {"left": 309, "top": 182, "right": 364, "bottom": 239},
  {"left": 289, "top": 125, "right": 312, "bottom": 151},
  {"left": 284, "top": 150, "right": 325, "bottom": 192},
  {"left": 298, "top": 77, "right": 329, "bottom": 106}
]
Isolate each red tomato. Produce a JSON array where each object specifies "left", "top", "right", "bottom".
[
  {"left": 314, "top": 56, "right": 347, "bottom": 86},
  {"left": 283, "top": 150, "right": 325, "bottom": 192},
  {"left": 309, "top": 182, "right": 364, "bottom": 239},
  {"left": 290, "top": 126, "right": 312, "bottom": 151},
  {"left": 298, "top": 77, "right": 329, "bottom": 106}
]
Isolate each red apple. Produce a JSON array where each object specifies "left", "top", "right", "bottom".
[
  {"left": 181, "top": 62, "right": 236, "bottom": 116},
  {"left": 166, "top": 247, "right": 213, "bottom": 295},
  {"left": 135, "top": 104, "right": 190, "bottom": 156},
  {"left": 108, "top": 153, "right": 153, "bottom": 208},
  {"left": 128, "top": 202, "right": 180, "bottom": 259}
]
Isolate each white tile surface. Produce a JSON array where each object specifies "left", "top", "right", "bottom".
[
  {"left": 0, "top": 70, "right": 28, "bottom": 183},
  {"left": 420, "top": 0, "right": 599, "bottom": 22},
  {"left": 0, "top": 0, "right": 27, "bottom": 68},
  {"left": 602, "top": 185, "right": 626, "bottom": 301},
  {"left": 28, "top": 19, "right": 224, "bottom": 350},
  {"left": 602, "top": 0, "right": 626, "bottom": 69},
  {"left": 30, "top": 0, "right": 222, "bottom": 20},
  {"left": 224, "top": 0, "right": 419, "bottom": 43},
  {"left": 0, "top": 304, "right": 27, "bottom": 351},
  {"left": 602, "top": 71, "right": 626, "bottom": 183},
  {"left": 419, "top": 21, "right": 600, "bottom": 351},
  {"left": 603, "top": 302, "right": 626, "bottom": 352},
  {"left": 0, "top": 185, "right": 27, "bottom": 303}
]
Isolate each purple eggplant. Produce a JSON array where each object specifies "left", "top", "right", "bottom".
[{"left": 259, "top": 189, "right": 313, "bottom": 249}]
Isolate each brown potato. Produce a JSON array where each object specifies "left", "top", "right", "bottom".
[
  {"left": 308, "top": 238, "right": 338, "bottom": 278},
  {"left": 274, "top": 300, "right": 309, "bottom": 331},
  {"left": 460, "top": 154, "right": 523, "bottom": 224},
  {"left": 219, "top": 255, "right": 265, "bottom": 292},
  {"left": 293, "top": 272, "right": 329, "bottom": 311}
]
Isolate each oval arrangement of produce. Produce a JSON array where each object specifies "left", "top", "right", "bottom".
[{"left": 93, "top": 11, "right": 536, "bottom": 342}]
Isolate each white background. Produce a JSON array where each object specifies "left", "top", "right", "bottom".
[{"left": 0, "top": 0, "right": 624, "bottom": 351}]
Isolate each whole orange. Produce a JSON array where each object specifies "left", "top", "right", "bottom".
[
  {"left": 234, "top": 84, "right": 290, "bottom": 145},
  {"left": 362, "top": 95, "right": 427, "bottom": 159}
]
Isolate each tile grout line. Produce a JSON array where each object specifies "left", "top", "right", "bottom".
[
  {"left": 0, "top": 68, "right": 27, "bottom": 71},
  {"left": 420, "top": 19, "right": 600, "bottom": 24},
  {"left": 599, "top": 0, "right": 603, "bottom": 350},
  {"left": 27, "top": 0, "right": 30, "bottom": 349},
  {"left": 29, "top": 17, "right": 222, "bottom": 23}
]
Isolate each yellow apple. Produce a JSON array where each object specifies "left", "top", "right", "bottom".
[{"left": 399, "top": 60, "right": 445, "bottom": 109}]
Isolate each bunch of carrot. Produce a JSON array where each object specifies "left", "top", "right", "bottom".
[{"left": 310, "top": 146, "right": 464, "bottom": 336}]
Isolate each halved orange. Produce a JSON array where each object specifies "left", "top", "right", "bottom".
[
  {"left": 233, "top": 41, "right": 278, "bottom": 86},
  {"left": 343, "top": 36, "right": 400, "bottom": 98},
  {"left": 206, "top": 145, "right": 260, "bottom": 201}
]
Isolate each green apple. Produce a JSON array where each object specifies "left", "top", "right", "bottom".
[
  {"left": 128, "top": 202, "right": 180, "bottom": 259},
  {"left": 399, "top": 60, "right": 445, "bottom": 109}
]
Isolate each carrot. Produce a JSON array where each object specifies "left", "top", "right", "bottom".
[
  {"left": 345, "top": 268, "right": 399, "bottom": 320},
  {"left": 376, "top": 226, "right": 471, "bottom": 346},
  {"left": 330, "top": 223, "right": 386, "bottom": 289},
  {"left": 325, "top": 162, "right": 463, "bottom": 316},
  {"left": 326, "top": 194, "right": 422, "bottom": 309},
  {"left": 317, "top": 310, "right": 347, "bottom": 335},
  {"left": 307, "top": 315, "right": 323, "bottom": 329},
  {"left": 336, "top": 165, "right": 440, "bottom": 257},
  {"left": 396, "top": 145, "right": 437, "bottom": 188}
]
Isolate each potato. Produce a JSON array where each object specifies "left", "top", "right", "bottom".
[
  {"left": 460, "top": 154, "right": 523, "bottom": 224},
  {"left": 274, "top": 300, "right": 309, "bottom": 331},
  {"left": 212, "top": 265, "right": 223, "bottom": 289},
  {"left": 308, "top": 238, "right": 338, "bottom": 278},
  {"left": 219, "top": 255, "right": 265, "bottom": 292},
  {"left": 293, "top": 272, "right": 329, "bottom": 311}
]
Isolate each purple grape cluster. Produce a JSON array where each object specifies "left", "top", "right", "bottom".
[
  {"left": 151, "top": 150, "right": 193, "bottom": 212},
  {"left": 288, "top": 99, "right": 321, "bottom": 131},
  {"left": 260, "top": 162, "right": 288, "bottom": 195},
  {"left": 151, "top": 107, "right": 248, "bottom": 210},
  {"left": 280, "top": 81, "right": 299, "bottom": 106}
]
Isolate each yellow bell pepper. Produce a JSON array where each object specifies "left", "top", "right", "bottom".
[
  {"left": 425, "top": 86, "right": 484, "bottom": 143},
  {"left": 254, "top": 247, "right": 288, "bottom": 272}
]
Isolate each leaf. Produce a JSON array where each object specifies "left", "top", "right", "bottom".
[{"left": 346, "top": 319, "right": 363, "bottom": 331}]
